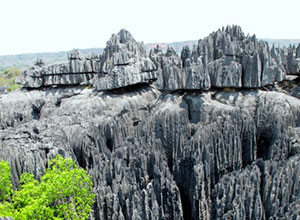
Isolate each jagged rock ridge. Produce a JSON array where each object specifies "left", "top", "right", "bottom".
[
  {"left": 151, "top": 25, "right": 289, "bottom": 90},
  {"left": 16, "top": 50, "right": 100, "bottom": 88},
  {"left": 17, "top": 25, "right": 300, "bottom": 91},
  {"left": 95, "top": 29, "right": 158, "bottom": 90},
  {"left": 1, "top": 25, "right": 300, "bottom": 220}
]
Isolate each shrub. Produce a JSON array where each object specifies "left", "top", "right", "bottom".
[
  {"left": 0, "top": 155, "right": 95, "bottom": 220},
  {"left": 0, "top": 66, "right": 22, "bottom": 92},
  {"left": 0, "top": 160, "right": 13, "bottom": 202}
]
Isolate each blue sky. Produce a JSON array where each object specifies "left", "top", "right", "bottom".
[{"left": 0, "top": 0, "right": 299, "bottom": 55}]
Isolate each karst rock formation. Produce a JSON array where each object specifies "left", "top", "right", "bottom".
[{"left": 1, "top": 25, "right": 300, "bottom": 220}]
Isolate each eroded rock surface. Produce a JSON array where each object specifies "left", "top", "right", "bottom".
[
  {"left": 287, "top": 45, "right": 300, "bottom": 75},
  {"left": 18, "top": 25, "right": 300, "bottom": 92},
  {"left": 2, "top": 26, "right": 300, "bottom": 220},
  {"left": 94, "top": 29, "right": 157, "bottom": 90},
  {"left": 1, "top": 83, "right": 299, "bottom": 219},
  {"left": 16, "top": 50, "right": 100, "bottom": 88},
  {"left": 148, "top": 25, "right": 289, "bottom": 91}
]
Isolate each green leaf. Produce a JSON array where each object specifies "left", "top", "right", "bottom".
[
  {"left": 0, "top": 155, "right": 95, "bottom": 220},
  {"left": 0, "top": 160, "right": 13, "bottom": 202}
]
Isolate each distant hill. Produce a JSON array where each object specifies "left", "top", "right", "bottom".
[
  {"left": 261, "top": 39, "right": 300, "bottom": 48},
  {"left": 0, "top": 41, "right": 197, "bottom": 70},
  {"left": 0, "top": 39, "right": 299, "bottom": 70},
  {"left": 0, "top": 48, "right": 103, "bottom": 70},
  {"left": 145, "top": 40, "right": 198, "bottom": 54}
]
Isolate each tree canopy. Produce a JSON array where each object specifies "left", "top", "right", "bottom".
[
  {"left": 0, "top": 155, "right": 95, "bottom": 220},
  {"left": 0, "top": 66, "right": 22, "bottom": 92}
]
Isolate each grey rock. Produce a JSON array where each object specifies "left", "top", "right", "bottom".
[
  {"left": 16, "top": 66, "right": 43, "bottom": 88},
  {"left": 181, "top": 46, "right": 191, "bottom": 68},
  {"left": 16, "top": 25, "right": 291, "bottom": 92},
  {"left": 214, "top": 162, "right": 265, "bottom": 220},
  {"left": 262, "top": 65, "right": 286, "bottom": 87},
  {"left": 16, "top": 50, "right": 100, "bottom": 88},
  {"left": 260, "top": 43, "right": 286, "bottom": 86},
  {"left": 287, "top": 45, "right": 300, "bottom": 75},
  {"left": 291, "top": 83, "right": 300, "bottom": 98},
  {"left": 152, "top": 46, "right": 210, "bottom": 91},
  {"left": 191, "top": 25, "right": 287, "bottom": 89},
  {"left": 213, "top": 155, "right": 300, "bottom": 220},
  {"left": 151, "top": 46, "right": 185, "bottom": 91},
  {"left": 263, "top": 155, "right": 300, "bottom": 219},
  {"left": 208, "top": 59, "right": 242, "bottom": 88},
  {"left": 262, "top": 66, "right": 277, "bottom": 86},
  {"left": 96, "top": 66, "right": 156, "bottom": 90},
  {"left": 296, "top": 44, "right": 300, "bottom": 59},
  {"left": 1, "top": 26, "right": 300, "bottom": 220},
  {"left": 185, "top": 59, "right": 211, "bottom": 90},
  {"left": 1, "top": 86, "right": 300, "bottom": 219},
  {"left": 95, "top": 29, "right": 157, "bottom": 91},
  {"left": 242, "top": 51, "right": 262, "bottom": 88},
  {"left": 0, "top": 87, "right": 7, "bottom": 94}
]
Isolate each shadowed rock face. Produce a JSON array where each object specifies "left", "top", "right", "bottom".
[
  {"left": 1, "top": 85, "right": 300, "bottom": 219},
  {"left": 2, "top": 26, "right": 300, "bottom": 219},
  {"left": 287, "top": 44, "right": 300, "bottom": 75}
]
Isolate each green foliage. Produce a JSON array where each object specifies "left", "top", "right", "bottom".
[
  {"left": 7, "top": 84, "right": 22, "bottom": 92},
  {"left": 0, "top": 201, "right": 13, "bottom": 217},
  {"left": 85, "top": 84, "right": 92, "bottom": 89},
  {"left": 3, "top": 66, "right": 21, "bottom": 78},
  {"left": 0, "top": 155, "right": 95, "bottom": 220},
  {"left": 0, "top": 160, "right": 13, "bottom": 201},
  {"left": 0, "top": 66, "right": 22, "bottom": 92}
]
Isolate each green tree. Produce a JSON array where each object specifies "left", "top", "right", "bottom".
[
  {"left": 0, "top": 160, "right": 13, "bottom": 201},
  {"left": 0, "top": 155, "right": 95, "bottom": 220},
  {"left": 3, "top": 66, "right": 21, "bottom": 78},
  {"left": 0, "top": 160, "right": 14, "bottom": 217}
]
